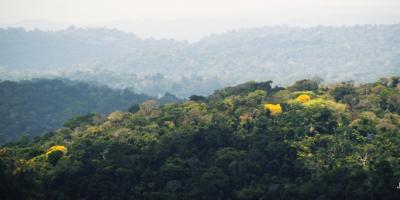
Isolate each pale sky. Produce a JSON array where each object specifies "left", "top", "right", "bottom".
[{"left": 1, "top": 0, "right": 399, "bottom": 40}]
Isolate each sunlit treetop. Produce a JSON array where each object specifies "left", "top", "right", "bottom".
[{"left": 107, "top": 111, "right": 125, "bottom": 122}]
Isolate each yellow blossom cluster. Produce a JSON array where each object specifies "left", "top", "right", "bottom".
[
  {"left": 296, "top": 94, "right": 311, "bottom": 103},
  {"left": 264, "top": 104, "right": 282, "bottom": 115},
  {"left": 46, "top": 145, "right": 67, "bottom": 155}
]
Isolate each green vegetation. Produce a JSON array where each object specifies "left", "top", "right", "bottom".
[
  {"left": 0, "top": 79, "right": 151, "bottom": 143},
  {"left": 1, "top": 77, "right": 400, "bottom": 199}
]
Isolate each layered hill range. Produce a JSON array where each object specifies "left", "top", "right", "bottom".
[{"left": 1, "top": 24, "right": 399, "bottom": 96}]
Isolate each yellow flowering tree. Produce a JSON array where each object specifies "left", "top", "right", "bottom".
[
  {"left": 46, "top": 145, "right": 67, "bottom": 155},
  {"left": 264, "top": 104, "right": 282, "bottom": 115},
  {"left": 46, "top": 145, "right": 67, "bottom": 165},
  {"left": 296, "top": 94, "right": 311, "bottom": 103}
]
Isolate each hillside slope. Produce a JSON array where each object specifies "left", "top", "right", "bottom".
[
  {"left": 1, "top": 77, "right": 400, "bottom": 199},
  {"left": 0, "top": 79, "right": 151, "bottom": 143}
]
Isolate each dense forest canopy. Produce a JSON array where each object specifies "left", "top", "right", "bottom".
[
  {"left": 1, "top": 77, "right": 400, "bottom": 199},
  {"left": 0, "top": 79, "right": 153, "bottom": 143},
  {"left": 1, "top": 24, "right": 399, "bottom": 96}
]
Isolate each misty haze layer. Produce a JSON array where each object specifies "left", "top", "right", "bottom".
[
  {"left": 1, "top": 0, "right": 400, "bottom": 41},
  {"left": 0, "top": 24, "right": 399, "bottom": 96}
]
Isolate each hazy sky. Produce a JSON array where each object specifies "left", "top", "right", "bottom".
[{"left": 1, "top": 0, "right": 399, "bottom": 40}]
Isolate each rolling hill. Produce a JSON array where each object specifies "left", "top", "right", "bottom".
[
  {"left": 0, "top": 79, "right": 151, "bottom": 143},
  {"left": 1, "top": 77, "right": 400, "bottom": 199}
]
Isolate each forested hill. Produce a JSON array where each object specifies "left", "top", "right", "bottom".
[
  {"left": 1, "top": 24, "right": 399, "bottom": 96},
  {"left": 0, "top": 79, "right": 152, "bottom": 143},
  {"left": 1, "top": 77, "right": 400, "bottom": 199}
]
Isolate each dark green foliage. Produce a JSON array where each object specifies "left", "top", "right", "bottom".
[
  {"left": 212, "top": 81, "right": 272, "bottom": 98},
  {"left": 63, "top": 113, "right": 104, "bottom": 129},
  {"left": 0, "top": 79, "right": 150, "bottom": 143},
  {"left": 47, "top": 150, "right": 63, "bottom": 166},
  {"left": 160, "top": 93, "right": 184, "bottom": 104},
  {"left": 128, "top": 104, "right": 140, "bottom": 113},
  {"left": 289, "top": 79, "right": 319, "bottom": 91},
  {"left": 330, "top": 81, "right": 356, "bottom": 101},
  {"left": 1, "top": 77, "right": 400, "bottom": 199},
  {"left": 386, "top": 94, "right": 400, "bottom": 113},
  {"left": 189, "top": 95, "right": 206, "bottom": 102}
]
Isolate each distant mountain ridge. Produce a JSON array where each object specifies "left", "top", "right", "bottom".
[{"left": 0, "top": 24, "right": 399, "bottom": 96}]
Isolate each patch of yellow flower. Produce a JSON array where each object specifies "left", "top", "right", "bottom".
[
  {"left": 296, "top": 94, "right": 311, "bottom": 103},
  {"left": 303, "top": 98, "right": 346, "bottom": 112},
  {"left": 46, "top": 145, "right": 67, "bottom": 155},
  {"left": 264, "top": 104, "right": 282, "bottom": 115}
]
